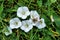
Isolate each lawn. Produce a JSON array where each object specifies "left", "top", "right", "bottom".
[{"left": 0, "top": 0, "right": 60, "bottom": 40}]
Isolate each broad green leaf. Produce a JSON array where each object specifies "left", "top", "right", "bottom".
[
  {"left": 41, "top": 14, "right": 51, "bottom": 25},
  {"left": 56, "top": 28, "right": 60, "bottom": 35},
  {"left": 37, "top": 0, "right": 42, "bottom": 7},
  {"left": 50, "top": 0, "right": 56, "bottom": 3},
  {"left": 54, "top": 14, "right": 60, "bottom": 35},
  {"left": 54, "top": 14, "right": 60, "bottom": 28},
  {"left": 57, "top": 4, "right": 60, "bottom": 10}
]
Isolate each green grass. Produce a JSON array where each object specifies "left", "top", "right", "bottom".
[{"left": 0, "top": 0, "right": 60, "bottom": 40}]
